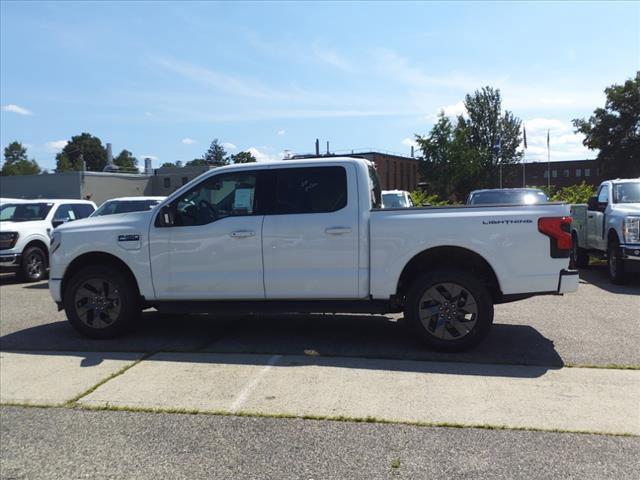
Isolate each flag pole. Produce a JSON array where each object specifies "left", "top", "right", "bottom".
[
  {"left": 547, "top": 129, "right": 551, "bottom": 189},
  {"left": 522, "top": 124, "right": 527, "bottom": 187}
]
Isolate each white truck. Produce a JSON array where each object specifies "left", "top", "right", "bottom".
[
  {"left": 0, "top": 199, "right": 96, "bottom": 281},
  {"left": 570, "top": 178, "right": 640, "bottom": 284},
  {"left": 49, "top": 158, "right": 578, "bottom": 351}
]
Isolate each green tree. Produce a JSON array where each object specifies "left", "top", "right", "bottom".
[
  {"left": 160, "top": 162, "right": 176, "bottom": 168},
  {"left": 185, "top": 158, "right": 211, "bottom": 167},
  {"left": 55, "top": 133, "right": 107, "bottom": 172},
  {"left": 201, "top": 139, "right": 229, "bottom": 166},
  {"left": 415, "top": 113, "right": 477, "bottom": 200},
  {"left": 113, "top": 149, "right": 138, "bottom": 172},
  {"left": 573, "top": 74, "right": 640, "bottom": 178},
  {"left": 230, "top": 151, "right": 257, "bottom": 164},
  {"left": 458, "top": 86, "right": 523, "bottom": 188},
  {"left": 1, "top": 141, "right": 41, "bottom": 176}
]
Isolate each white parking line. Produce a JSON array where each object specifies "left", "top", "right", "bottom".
[{"left": 229, "top": 354, "right": 282, "bottom": 413}]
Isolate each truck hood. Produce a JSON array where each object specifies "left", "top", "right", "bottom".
[
  {"left": 0, "top": 220, "right": 48, "bottom": 233},
  {"left": 611, "top": 204, "right": 640, "bottom": 215},
  {"left": 55, "top": 210, "right": 153, "bottom": 233}
]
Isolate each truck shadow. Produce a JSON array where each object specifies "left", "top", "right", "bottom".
[
  {"left": 0, "top": 311, "right": 563, "bottom": 378},
  {"left": 578, "top": 265, "right": 640, "bottom": 294}
]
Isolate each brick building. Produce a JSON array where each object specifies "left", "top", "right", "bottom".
[
  {"left": 291, "top": 151, "right": 421, "bottom": 191},
  {"left": 502, "top": 158, "right": 602, "bottom": 188}
]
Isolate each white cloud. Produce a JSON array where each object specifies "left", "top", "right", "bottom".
[
  {"left": 142, "top": 155, "right": 158, "bottom": 160},
  {"left": 45, "top": 140, "right": 68, "bottom": 151},
  {"left": 3, "top": 104, "right": 32, "bottom": 115},
  {"left": 401, "top": 137, "right": 418, "bottom": 148},
  {"left": 277, "top": 129, "right": 285, "bottom": 135},
  {"left": 522, "top": 118, "right": 594, "bottom": 161},
  {"left": 439, "top": 101, "right": 467, "bottom": 118},
  {"left": 222, "top": 142, "right": 237, "bottom": 150},
  {"left": 181, "top": 138, "right": 196, "bottom": 145},
  {"left": 247, "top": 147, "right": 280, "bottom": 162}
]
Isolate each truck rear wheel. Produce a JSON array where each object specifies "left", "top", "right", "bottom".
[
  {"left": 607, "top": 240, "right": 630, "bottom": 285},
  {"left": 63, "top": 265, "right": 140, "bottom": 339},
  {"left": 404, "top": 268, "right": 494, "bottom": 352},
  {"left": 570, "top": 233, "right": 589, "bottom": 269}
]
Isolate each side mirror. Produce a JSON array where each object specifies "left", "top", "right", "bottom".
[
  {"left": 52, "top": 218, "right": 69, "bottom": 228},
  {"left": 587, "top": 196, "right": 598, "bottom": 211}
]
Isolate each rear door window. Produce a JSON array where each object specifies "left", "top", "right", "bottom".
[
  {"left": 272, "top": 166, "right": 347, "bottom": 214},
  {"left": 73, "top": 203, "right": 95, "bottom": 218}
]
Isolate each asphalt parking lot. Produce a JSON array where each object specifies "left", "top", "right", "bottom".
[
  {"left": 1, "top": 267, "right": 639, "bottom": 479},
  {"left": 1, "top": 265, "right": 638, "bottom": 367}
]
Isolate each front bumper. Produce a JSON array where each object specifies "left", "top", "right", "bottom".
[
  {"left": 620, "top": 244, "right": 640, "bottom": 261},
  {"left": 557, "top": 269, "right": 579, "bottom": 294},
  {"left": 0, "top": 253, "right": 22, "bottom": 270}
]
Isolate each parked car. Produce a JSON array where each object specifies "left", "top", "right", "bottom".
[
  {"left": 0, "top": 198, "right": 25, "bottom": 206},
  {"left": 49, "top": 158, "right": 577, "bottom": 351},
  {"left": 570, "top": 178, "right": 640, "bottom": 284},
  {"left": 467, "top": 188, "right": 549, "bottom": 205},
  {"left": 91, "top": 197, "right": 165, "bottom": 217},
  {"left": 382, "top": 190, "right": 414, "bottom": 208},
  {"left": 0, "top": 199, "right": 96, "bottom": 281}
]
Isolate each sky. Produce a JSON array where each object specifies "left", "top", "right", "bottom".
[{"left": 1, "top": 1, "right": 639, "bottom": 172}]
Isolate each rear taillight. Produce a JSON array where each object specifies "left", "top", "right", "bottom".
[{"left": 538, "top": 217, "right": 572, "bottom": 258}]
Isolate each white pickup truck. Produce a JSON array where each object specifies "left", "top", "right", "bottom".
[
  {"left": 570, "top": 178, "right": 640, "bottom": 284},
  {"left": 0, "top": 199, "right": 96, "bottom": 281},
  {"left": 49, "top": 158, "right": 578, "bottom": 351}
]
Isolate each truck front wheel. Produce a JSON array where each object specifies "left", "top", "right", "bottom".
[
  {"left": 404, "top": 268, "right": 494, "bottom": 352},
  {"left": 607, "top": 240, "right": 630, "bottom": 285},
  {"left": 20, "top": 246, "right": 47, "bottom": 282},
  {"left": 63, "top": 265, "right": 140, "bottom": 339}
]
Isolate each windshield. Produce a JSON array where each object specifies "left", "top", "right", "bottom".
[
  {"left": 382, "top": 193, "right": 411, "bottom": 208},
  {"left": 92, "top": 199, "right": 162, "bottom": 217},
  {"left": 612, "top": 182, "right": 640, "bottom": 204},
  {"left": 0, "top": 203, "right": 53, "bottom": 222},
  {"left": 469, "top": 190, "right": 548, "bottom": 205}
]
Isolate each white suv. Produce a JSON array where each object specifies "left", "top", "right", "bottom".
[{"left": 0, "top": 199, "right": 96, "bottom": 282}]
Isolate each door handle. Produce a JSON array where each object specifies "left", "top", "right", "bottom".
[
  {"left": 325, "top": 227, "right": 352, "bottom": 235},
  {"left": 230, "top": 230, "right": 255, "bottom": 238}
]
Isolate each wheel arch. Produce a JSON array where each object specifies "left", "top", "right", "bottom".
[
  {"left": 396, "top": 246, "right": 502, "bottom": 304},
  {"left": 607, "top": 228, "right": 620, "bottom": 245},
  {"left": 61, "top": 252, "right": 140, "bottom": 301}
]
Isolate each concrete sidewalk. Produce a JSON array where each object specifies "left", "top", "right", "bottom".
[{"left": 1, "top": 351, "right": 638, "bottom": 435}]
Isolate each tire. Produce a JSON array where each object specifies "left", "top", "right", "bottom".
[
  {"left": 570, "top": 233, "right": 589, "bottom": 269},
  {"left": 19, "top": 246, "right": 48, "bottom": 282},
  {"left": 404, "top": 268, "right": 494, "bottom": 352},
  {"left": 607, "top": 239, "right": 630, "bottom": 285},
  {"left": 63, "top": 265, "right": 140, "bottom": 339}
]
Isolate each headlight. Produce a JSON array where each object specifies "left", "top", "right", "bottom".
[
  {"left": 0, "top": 232, "right": 19, "bottom": 250},
  {"left": 623, "top": 217, "right": 640, "bottom": 243},
  {"left": 50, "top": 231, "right": 62, "bottom": 254}
]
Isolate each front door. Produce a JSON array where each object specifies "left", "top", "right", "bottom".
[
  {"left": 150, "top": 170, "right": 265, "bottom": 300},
  {"left": 262, "top": 164, "right": 360, "bottom": 299},
  {"left": 588, "top": 184, "right": 608, "bottom": 250}
]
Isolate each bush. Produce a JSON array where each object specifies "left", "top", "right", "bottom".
[
  {"left": 410, "top": 190, "right": 449, "bottom": 206},
  {"left": 550, "top": 182, "right": 596, "bottom": 204}
]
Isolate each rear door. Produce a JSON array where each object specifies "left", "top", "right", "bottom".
[{"left": 262, "top": 164, "right": 360, "bottom": 299}]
